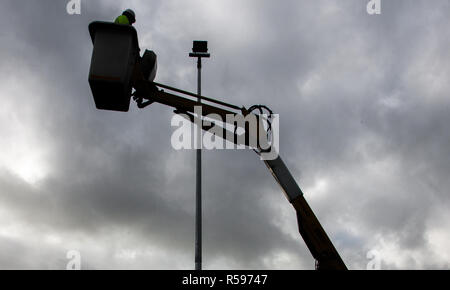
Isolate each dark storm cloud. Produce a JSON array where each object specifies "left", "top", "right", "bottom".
[{"left": 0, "top": 0, "right": 449, "bottom": 269}]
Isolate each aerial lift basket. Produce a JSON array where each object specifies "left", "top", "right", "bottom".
[{"left": 88, "top": 21, "right": 140, "bottom": 112}]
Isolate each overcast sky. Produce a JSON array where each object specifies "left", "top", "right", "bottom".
[{"left": 0, "top": 0, "right": 449, "bottom": 269}]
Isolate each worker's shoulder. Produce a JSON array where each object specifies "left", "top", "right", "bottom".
[{"left": 114, "top": 15, "right": 130, "bottom": 25}]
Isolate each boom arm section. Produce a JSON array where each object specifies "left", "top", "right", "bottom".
[
  {"left": 264, "top": 157, "right": 347, "bottom": 270},
  {"left": 133, "top": 77, "right": 347, "bottom": 270}
]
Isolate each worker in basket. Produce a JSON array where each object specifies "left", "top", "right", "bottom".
[{"left": 114, "top": 9, "right": 158, "bottom": 104}]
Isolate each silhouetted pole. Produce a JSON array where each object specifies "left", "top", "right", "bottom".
[{"left": 189, "top": 41, "right": 210, "bottom": 271}]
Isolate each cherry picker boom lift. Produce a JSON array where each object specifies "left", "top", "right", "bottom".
[{"left": 88, "top": 21, "right": 347, "bottom": 270}]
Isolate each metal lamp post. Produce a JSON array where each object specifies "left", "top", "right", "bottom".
[{"left": 189, "top": 40, "right": 210, "bottom": 271}]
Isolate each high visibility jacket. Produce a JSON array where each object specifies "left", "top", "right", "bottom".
[{"left": 114, "top": 15, "right": 130, "bottom": 25}]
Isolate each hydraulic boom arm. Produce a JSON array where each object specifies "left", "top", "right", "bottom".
[{"left": 134, "top": 78, "right": 347, "bottom": 270}]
